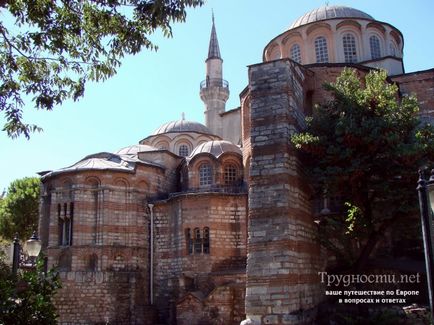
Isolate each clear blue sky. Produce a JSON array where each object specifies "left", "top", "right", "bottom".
[{"left": 1, "top": 0, "right": 433, "bottom": 192}]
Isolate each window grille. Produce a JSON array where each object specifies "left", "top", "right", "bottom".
[
  {"left": 199, "top": 164, "right": 212, "bottom": 186},
  {"left": 315, "top": 36, "right": 329, "bottom": 63},
  {"left": 224, "top": 164, "right": 237, "bottom": 185},
  {"left": 178, "top": 144, "right": 189, "bottom": 157},
  {"left": 369, "top": 35, "right": 381, "bottom": 59},
  {"left": 290, "top": 44, "right": 301, "bottom": 63},
  {"left": 343, "top": 33, "right": 357, "bottom": 63}
]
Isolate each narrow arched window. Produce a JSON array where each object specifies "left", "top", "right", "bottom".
[
  {"left": 224, "top": 164, "right": 237, "bottom": 185},
  {"left": 199, "top": 163, "right": 212, "bottom": 187},
  {"left": 315, "top": 36, "right": 329, "bottom": 63},
  {"left": 369, "top": 35, "right": 381, "bottom": 60},
  {"left": 58, "top": 203, "right": 63, "bottom": 246},
  {"left": 58, "top": 202, "right": 73, "bottom": 246},
  {"left": 203, "top": 227, "right": 210, "bottom": 254},
  {"left": 178, "top": 144, "right": 189, "bottom": 157},
  {"left": 290, "top": 44, "right": 301, "bottom": 63},
  {"left": 194, "top": 228, "right": 202, "bottom": 254},
  {"left": 389, "top": 43, "right": 396, "bottom": 56},
  {"left": 186, "top": 228, "right": 193, "bottom": 254},
  {"left": 342, "top": 33, "right": 357, "bottom": 63}
]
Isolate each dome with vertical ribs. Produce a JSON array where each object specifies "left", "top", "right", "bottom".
[
  {"left": 152, "top": 120, "right": 214, "bottom": 136},
  {"left": 289, "top": 5, "right": 374, "bottom": 29},
  {"left": 188, "top": 140, "right": 241, "bottom": 160}
]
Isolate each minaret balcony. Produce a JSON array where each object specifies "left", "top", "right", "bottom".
[{"left": 200, "top": 78, "right": 229, "bottom": 89}]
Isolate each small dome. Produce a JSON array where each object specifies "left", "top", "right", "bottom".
[
  {"left": 289, "top": 5, "right": 374, "bottom": 29},
  {"left": 115, "top": 144, "right": 158, "bottom": 156},
  {"left": 189, "top": 140, "right": 241, "bottom": 159},
  {"left": 152, "top": 119, "right": 213, "bottom": 136}
]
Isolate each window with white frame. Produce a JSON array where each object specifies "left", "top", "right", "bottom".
[
  {"left": 315, "top": 36, "right": 329, "bottom": 63},
  {"left": 199, "top": 163, "right": 212, "bottom": 186},
  {"left": 178, "top": 144, "right": 189, "bottom": 157},
  {"left": 369, "top": 35, "right": 381, "bottom": 60},
  {"left": 342, "top": 33, "right": 357, "bottom": 63},
  {"left": 290, "top": 44, "right": 301, "bottom": 63}
]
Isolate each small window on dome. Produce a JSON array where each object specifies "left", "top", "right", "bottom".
[
  {"left": 290, "top": 44, "right": 301, "bottom": 64},
  {"left": 342, "top": 33, "right": 357, "bottom": 63},
  {"left": 178, "top": 144, "right": 189, "bottom": 157},
  {"left": 155, "top": 142, "right": 168, "bottom": 150},
  {"left": 199, "top": 163, "right": 212, "bottom": 187},
  {"left": 369, "top": 35, "right": 381, "bottom": 60},
  {"left": 389, "top": 43, "right": 396, "bottom": 57},
  {"left": 224, "top": 164, "right": 237, "bottom": 185},
  {"left": 315, "top": 36, "right": 328, "bottom": 63}
]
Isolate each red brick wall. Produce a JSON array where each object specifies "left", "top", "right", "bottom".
[
  {"left": 391, "top": 68, "right": 434, "bottom": 117},
  {"left": 153, "top": 193, "right": 247, "bottom": 324},
  {"left": 40, "top": 165, "right": 165, "bottom": 324}
]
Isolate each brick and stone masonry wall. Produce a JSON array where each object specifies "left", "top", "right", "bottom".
[
  {"left": 245, "top": 59, "right": 323, "bottom": 325},
  {"left": 391, "top": 68, "right": 434, "bottom": 118},
  {"left": 152, "top": 193, "right": 247, "bottom": 324},
  {"left": 54, "top": 269, "right": 147, "bottom": 325},
  {"left": 40, "top": 167, "right": 164, "bottom": 325}
]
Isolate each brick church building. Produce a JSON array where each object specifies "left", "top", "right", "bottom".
[{"left": 38, "top": 5, "right": 434, "bottom": 325}]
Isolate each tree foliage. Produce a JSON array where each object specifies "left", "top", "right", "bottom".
[
  {"left": 0, "top": 254, "right": 61, "bottom": 325},
  {"left": 0, "top": 0, "right": 204, "bottom": 138},
  {"left": 0, "top": 177, "right": 40, "bottom": 240},
  {"left": 291, "top": 68, "right": 434, "bottom": 270}
]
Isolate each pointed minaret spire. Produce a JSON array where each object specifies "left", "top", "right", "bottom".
[
  {"left": 200, "top": 12, "right": 229, "bottom": 139},
  {"left": 207, "top": 10, "right": 221, "bottom": 60}
]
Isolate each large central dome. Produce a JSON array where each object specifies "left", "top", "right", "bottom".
[
  {"left": 289, "top": 5, "right": 374, "bottom": 29},
  {"left": 152, "top": 119, "right": 213, "bottom": 136}
]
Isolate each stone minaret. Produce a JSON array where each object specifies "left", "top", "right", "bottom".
[{"left": 200, "top": 13, "right": 229, "bottom": 137}]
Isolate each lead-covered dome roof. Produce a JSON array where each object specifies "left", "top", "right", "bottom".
[
  {"left": 152, "top": 119, "right": 213, "bottom": 136},
  {"left": 115, "top": 144, "right": 158, "bottom": 156},
  {"left": 188, "top": 140, "right": 241, "bottom": 160},
  {"left": 289, "top": 5, "right": 374, "bottom": 29}
]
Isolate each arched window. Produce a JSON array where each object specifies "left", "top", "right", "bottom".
[
  {"left": 290, "top": 44, "right": 301, "bottom": 63},
  {"left": 272, "top": 49, "right": 281, "bottom": 60},
  {"left": 342, "top": 33, "right": 357, "bottom": 63},
  {"left": 199, "top": 163, "right": 212, "bottom": 186},
  {"left": 224, "top": 164, "right": 237, "bottom": 185},
  {"left": 389, "top": 42, "right": 396, "bottom": 56},
  {"left": 58, "top": 202, "right": 73, "bottom": 246},
  {"left": 186, "top": 228, "right": 193, "bottom": 254},
  {"left": 194, "top": 228, "right": 202, "bottom": 254},
  {"left": 178, "top": 144, "right": 189, "bottom": 157},
  {"left": 369, "top": 35, "right": 381, "bottom": 60},
  {"left": 315, "top": 36, "right": 329, "bottom": 63},
  {"left": 203, "top": 227, "right": 210, "bottom": 254},
  {"left": 155, "top": 142, "right": 168, "bottom": 150},
  {"left": 186, "top": 227, "right": 210, "bottom": 255}
]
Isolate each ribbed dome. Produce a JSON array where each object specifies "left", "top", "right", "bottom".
[
  {"left": 152, "top": 119, "right": 213, "bottom": 136},
  {"left": 189, "top": 140, "right": 241, "bottom": 159},
  {"left": 289, "top": 5, "right": 374, "bottom": 29},
  {"left": 115, "top": 144, "right": 158, "bottom": 156}
]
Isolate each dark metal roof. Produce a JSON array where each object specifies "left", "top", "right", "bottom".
[
  {"left": 115, "top": 144, "right": 158, "bottom": 156},
  {"left": 188, "top": 140, "right": 241, "bottom": 160}
]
